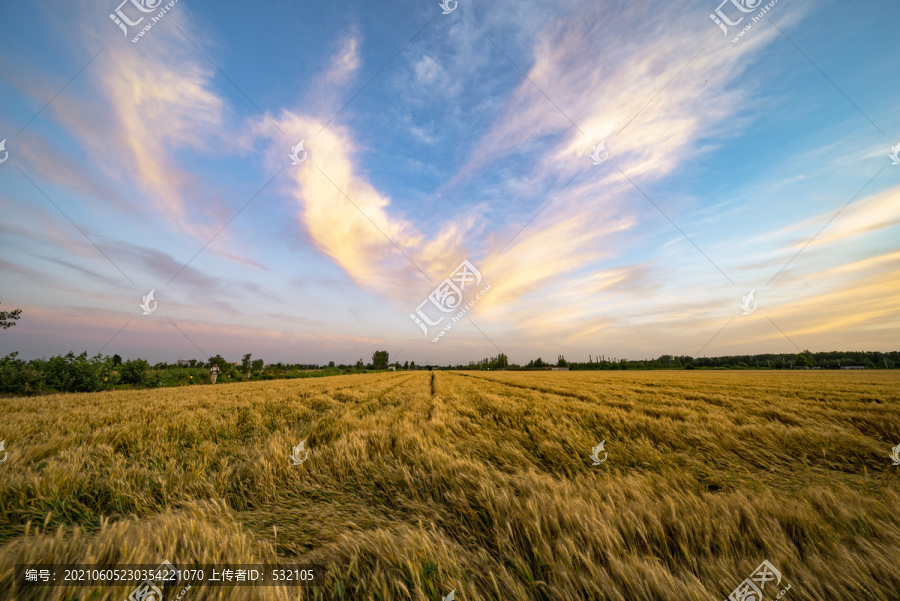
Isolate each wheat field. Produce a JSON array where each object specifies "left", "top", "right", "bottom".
[{"left": 0, "top": 370, "right": 898, "bottom": 600}]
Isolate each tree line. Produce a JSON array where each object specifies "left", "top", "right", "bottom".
[
  {"left": 458, "top": 351, "right": 898, "bottom": 371},
  {"left": 0, "top": 347, "right": 416, "bottom": 395}
]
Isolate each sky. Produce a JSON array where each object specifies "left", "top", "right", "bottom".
[{"left": 0, "top": 0, "right": 898, "bottom": 365}]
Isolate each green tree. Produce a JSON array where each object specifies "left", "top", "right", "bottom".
[
  {"left": 44, "top": 351, "right": 106, "bottom": 392},
  {"left": 208, "top": 355, "right": 229, "bottom": 371},
  {"left": 795, "top": 352, "right": 813, "bottom": 367},
  {"left": 120, "top": 359, "right": 150, "bottom": 385},
  {"left": 251, "top": 358, "right": 264, "bottom": 373},
  {"left": 0, "top": 352, "right": 44, "bottom": 394},
  {"left": 241, "top": 353, "right": 252, "bottom": 374},
  {"left": 0, "top": 303, "right": 22, "bottom": 330},
  {"left": 371, "top": 350, "right": 389, "bottom": 370},
  {"left": 557, "top": 355, "right": 568, "bottom": 367},
  {"left": 112, "top": 354, "right": 123, "bottom": 366},
  {"left": 469, "top": 354, "right": 506, "bottom": 370}
]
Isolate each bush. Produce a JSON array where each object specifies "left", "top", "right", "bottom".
[
  {"left": 120, "top": 359, "right": 150, "bottom": 385},
  {"left": 0, "top": 352, "right": 44, "bottom": 395},
  {"left": 44, "top": 352, "right": 107, "bottom": 392}
]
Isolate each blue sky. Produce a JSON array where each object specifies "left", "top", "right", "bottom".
[{"left": 1, "top": 0, "right": 898, "bottom": 365}]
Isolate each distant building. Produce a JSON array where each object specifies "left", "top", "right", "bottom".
[
  {"left": 388, "top": 366, "right": 395, "bottom": 371},
  {"left": 840, "top": 365, "right": 865, "bottom": 370},
  {"left": 793, "top": 366, "right": 810, "bottom": 370},
  {"left": 551, "top": 366, "right": 570, "bottom": 371},
  {"left": 176, "top": 359, "right": 190, "bottom": 366}
]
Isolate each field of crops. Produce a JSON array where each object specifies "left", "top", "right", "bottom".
[{"left": 1, "top": 370, "right": 898, "bottom": 600}]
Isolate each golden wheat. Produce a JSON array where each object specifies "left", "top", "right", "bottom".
[{"left": 0, "top": 370, "right": 898, "bottom": 600}]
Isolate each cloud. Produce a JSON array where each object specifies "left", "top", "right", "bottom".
[
  {"left": 770, "top": 185, "right": 900, "bottom": 252},
  {"left": 3, "top": 3, "right": 232, "bottom": 239},
  {"left": 88, "top": 43, "right": 224, "bottom": 225},
  {"left": 323, "top": 32, "right": 362, "bottom": 88},
  {"left": 304, "top": 26, "right": 365, "bottom": 116},
  {"left": 468, "top": 175, "right": 900, "bottom": 352},
  {"left": 274, "top": 114, "right": 435, "bottom": 292},
  {"left": 246, "top": 0, "right": 809, "bottom": 328}
]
